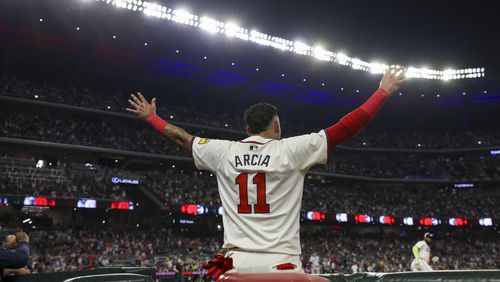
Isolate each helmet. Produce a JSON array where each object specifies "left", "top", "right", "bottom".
[{"left": 424, "top": 232, "right": 434, "bottom": 238}]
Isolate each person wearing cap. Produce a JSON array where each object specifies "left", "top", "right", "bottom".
[{"left": 410, "top": 232, "right": 434, "bottom": 271}]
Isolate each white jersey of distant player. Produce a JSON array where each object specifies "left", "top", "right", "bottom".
[
  {"left": 192, "top": 131, "right": 328, "bottom": 255},
  {"left": 414, "top": 240, "right": 431, "bottom": 262},
  {"left": 310, "top": 255, "right": 320, "bottom": 267}
]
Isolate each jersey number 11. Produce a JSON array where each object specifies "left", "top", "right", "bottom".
[{"left": 235, "top": 173, "right": 270, "bottom": 214}]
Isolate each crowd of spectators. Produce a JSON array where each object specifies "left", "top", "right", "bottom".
[
  {"left": 0, "top": 110, "right": 184, "bottom": 156},
  {"left": 1, "top": 109, "right": 499, "bottom": 181},
  {"left": 0, "top": 75, "right": 245, "bottom": 131},
  {"left": 0, "top": 154, "right": 497, "bottom": 219},
  {"left": 4, "top": 226, "right": 496, "bottom": 276},
  {"left": 142, "top": 167, "right": 498, "bottom": 219},
  {"left": 0, "top": 76, "right": 499, "bottom": 278},
  {"left": 347, "top": 130, "right": 500, "bottom": 149},
  {"left": 2, "top": 75, "right": 500, "bottom": 149},
  {"left": 303, "top": 179, "right": 498, "bottom": 219},
  {"left": 22, "top": 227, "right": 219, "bottom": 275},
  {"left": 300, "top": 232, "right": 499, "bottom": 273},
  {"left": 322, "top": 153, "right": 499, "bottom": 181},
  {"left": 0, "top": 156, "right": 129, "bottom": 200}
]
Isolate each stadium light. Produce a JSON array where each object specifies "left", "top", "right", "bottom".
[
  {"left": 370, "top": 62, "right": 388, "bottom": 74},
  {"left": 199, "top": 16, "right": 224, "bottom": 33},
  {"left": 335, "top": 53, "right": 350, "bottom": 66},
  {"left": 93, "top": 0, "right": 486, "bottom": 80},
  {"left": 171, "top": 9, "right": 197, "bottom": 26},
  {"left": 293, "top": 41, "right": 312, "bottom": 56},
  {"left": 313, "top": 46, "right": 333, "bottom": 61},
  {"left": 224, "top": 22, "right": 249, "bottom": 40},
  {"left": 351, "top": 58, "right": 370, "bottom": 71}
]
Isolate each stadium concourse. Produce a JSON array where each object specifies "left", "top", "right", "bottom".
[{"left": 1, "top": 0, "right": 500, "bottom": 281}]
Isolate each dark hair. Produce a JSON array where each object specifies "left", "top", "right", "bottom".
[{"left": 244, "top": 103, "right": 278, "bottom": 134}]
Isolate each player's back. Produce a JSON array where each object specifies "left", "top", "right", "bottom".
[{"left": 192, "top": 132, "right": 328, "bottom": 255}]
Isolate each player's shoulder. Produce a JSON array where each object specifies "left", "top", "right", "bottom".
[
  {"left": 193, "top": 137, "right": 233, "bottom": 146},
  {"left": 279, "top": 130, "right": 327, "bottom": 144}
]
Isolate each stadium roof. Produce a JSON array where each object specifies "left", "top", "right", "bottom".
[
  {"left": 166, "top": 0, "right": 499, "bottom": 76},
  {"left": 0, "top": 0, "right": 499, "bottom": 117}
]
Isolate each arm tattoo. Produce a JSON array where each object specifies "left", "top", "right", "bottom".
[{"left": 163, "top": 124, "right": 193, "bottom": 152}]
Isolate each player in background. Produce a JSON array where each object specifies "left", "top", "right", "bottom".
[
  {"left": 410, "top": 232, "right": 435, "bottom": 271},
  {"left": 127, "top": 67, "right": 405, "bottom": 277},
  {"left": 309, "top": 253, "right": 320, "bottom": 274}
]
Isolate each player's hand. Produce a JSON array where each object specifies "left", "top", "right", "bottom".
[
  {"left": 15, "top": 231, "right": 29, "bottom": 243},
  {"left": 379, "top": 66, "right": 405, "bottom": 96},
  {"left": 126, "top": 92, "right": 157, "bottom": 120}
]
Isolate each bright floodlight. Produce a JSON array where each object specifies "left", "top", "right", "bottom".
[
  {"left": 171, "top": 9, "right": 197, "bottom": 26},
  {"left": 335, "top": 53, "right": 350, "bottom": 65},
  {"left": 199, "top": 16, "right": 223, "bottom": 33},
  {"left": 293, "top": 41, "right": 312, "bottom": 56},
  {"left": 443, "top": 69, "right": 454, "bottom": 80},
  {"left": 314, "top": 46, "right": 333, "bottom": 61},
  {"left": 94, "top": 0, "right": 485, "bottom": 80},
  {"left": 142, "top": 2, "right": 165, "bottom": 18},
  {"left": 351, "top": 58, "right": 370, "bottom": 71},
  {"left": 112, "top": 0, "right": 127, "bottom": 9},
  {"left": 369, "top": 63, "right": 388, "bottom": 74},
  {"left": 224, "top": 23, "right": 248, "bottom": 40},
  {"left": 250, "top": 30, "right": 276, "bottom": 48}
]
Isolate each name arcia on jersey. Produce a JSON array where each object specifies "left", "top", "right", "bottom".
[{"left": 235, "top": 154, "right": 270, "bottom": 168}]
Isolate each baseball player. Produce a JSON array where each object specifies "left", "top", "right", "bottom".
[
  {"left": 309, "top": 253, "right": 321, "bottom": 274},
  {"left": 411, "top": 232, "right": 434, "bottom": 271},
  {"left": 127, "top": 67, "right": 405, "bottom": 275}
]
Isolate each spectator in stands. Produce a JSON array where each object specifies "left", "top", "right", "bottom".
[
  {"left": 0, "top": 231, "right": 30, "bottom": 281},
  {"left": 2, "top": 235, "right": 30, "bottom": 276}
]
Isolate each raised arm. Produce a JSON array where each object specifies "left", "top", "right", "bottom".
[
  {"left": 127, "top": 92, "right": 194, "bottom": 152},
  {"left": 325, "top": 66, "right": 405, "bottom": 148}
]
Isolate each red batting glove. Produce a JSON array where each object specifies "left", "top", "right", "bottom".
[{"left": 203, "top": 253, "right": 233, "bottom": 281}]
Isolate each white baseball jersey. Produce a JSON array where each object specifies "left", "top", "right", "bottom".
[
  {"left": 192, "top": 131, "right": 328, "bottom": 255},
  {"left": 414, "top": 240, "right": 431, "bottom": 262},
  {"left": 310, "top": 255, "right": 320, "bottom": 267}
]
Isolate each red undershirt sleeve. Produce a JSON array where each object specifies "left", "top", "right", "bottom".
[{"left": 325, "top": 88, "right": 390, "bottom": 148}]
